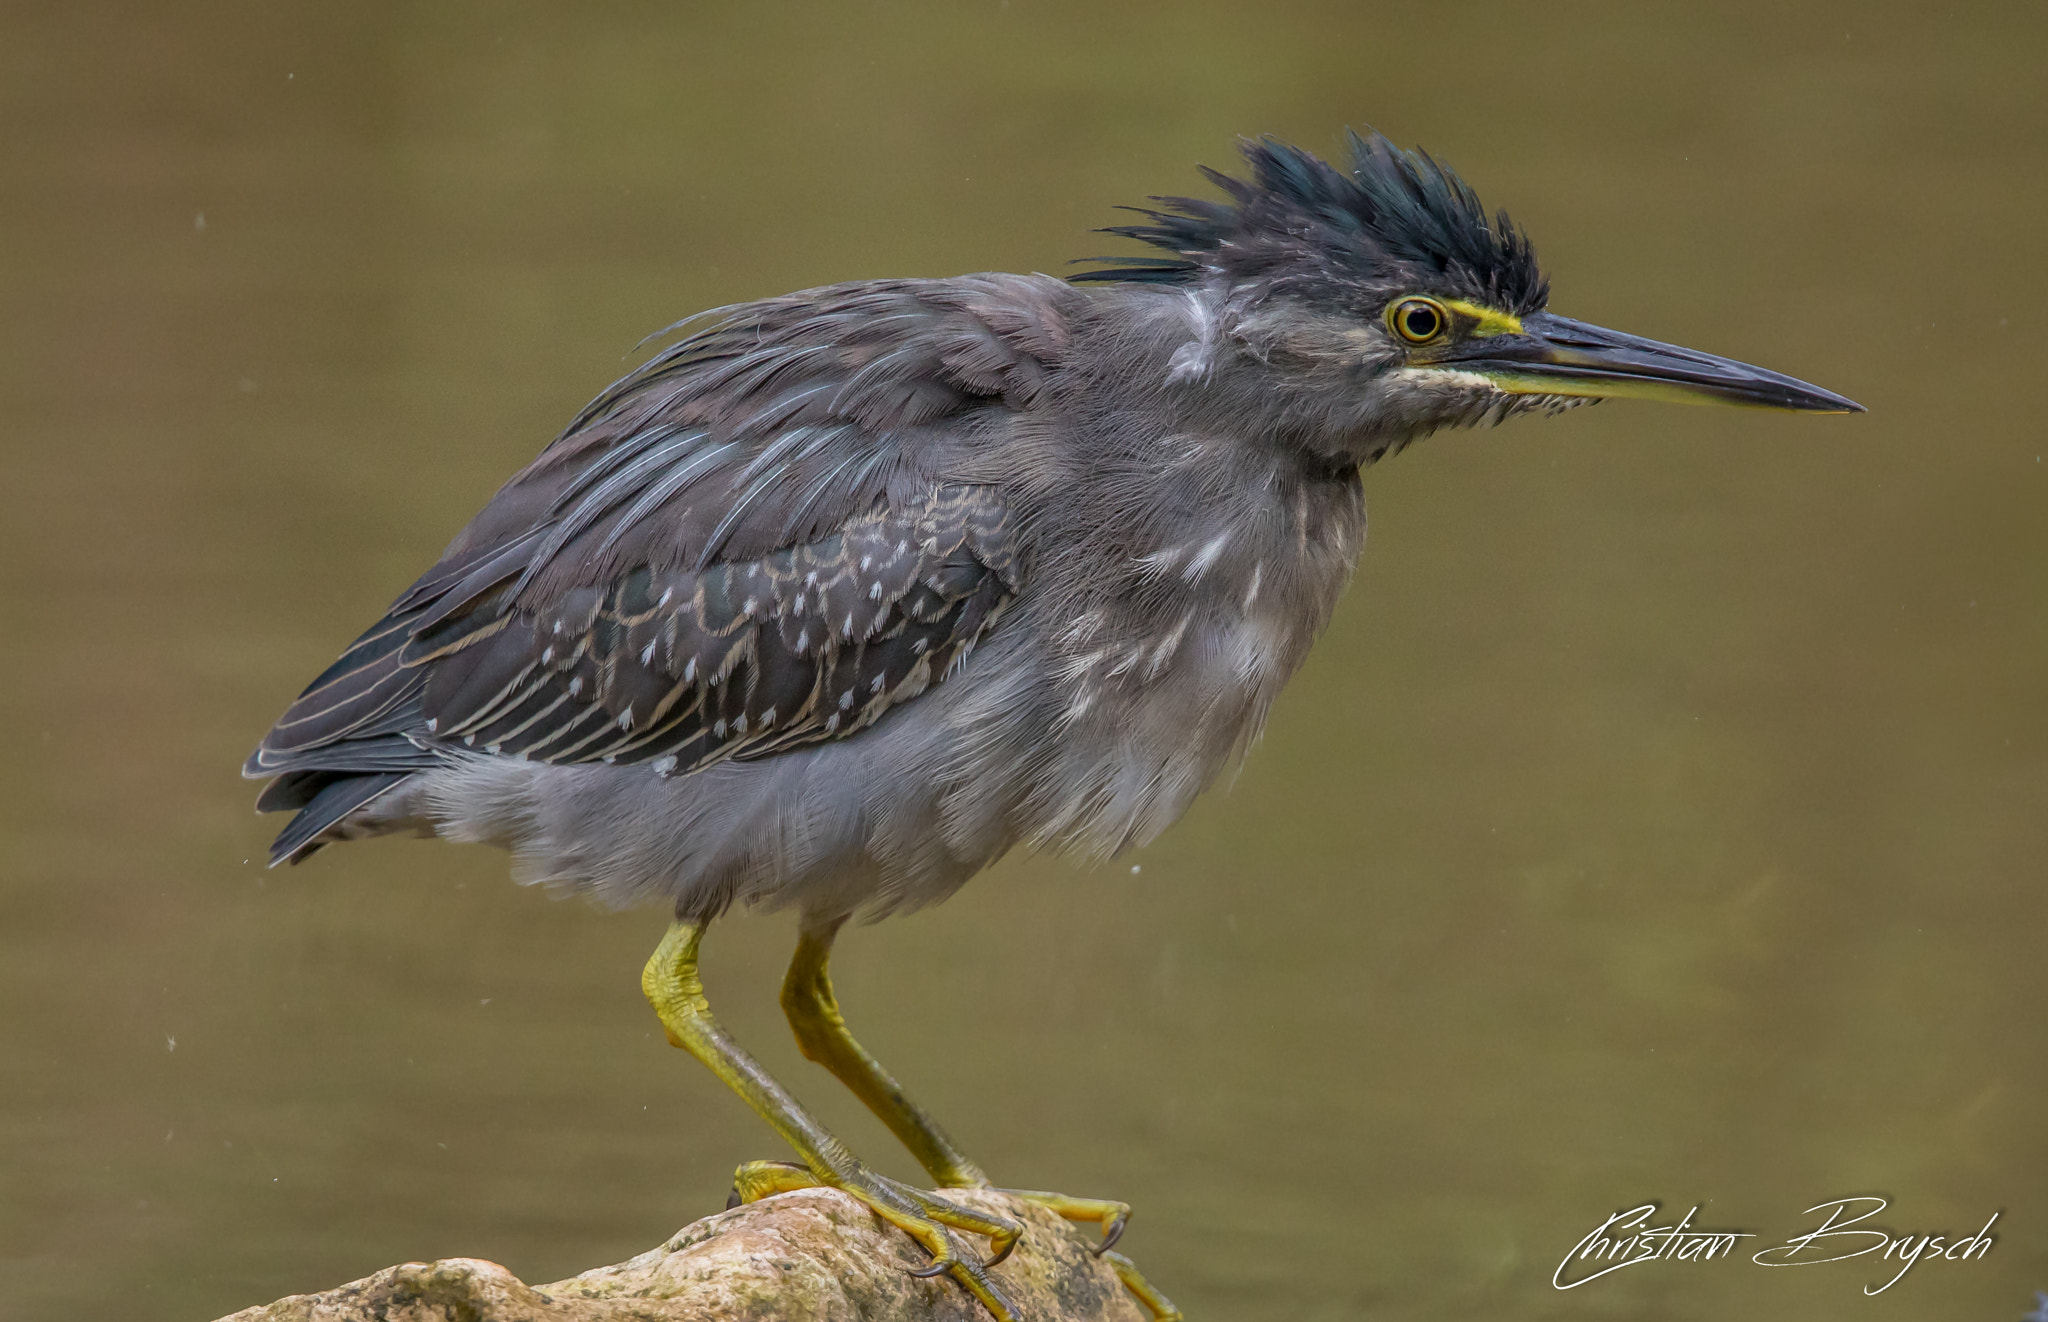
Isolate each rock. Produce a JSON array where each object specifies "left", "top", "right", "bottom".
[{"left": 216, "top": 1187, "right": 1149, "bottom": 1321}]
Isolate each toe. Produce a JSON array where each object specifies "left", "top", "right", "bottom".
[
  {"left": 730, "top": 1158, "right": 819, "bottom": 1205},
  {"left": 898, "top": 1183, "right": 1022, "bottom": 1258},
  {"left": 998, "top": 1188, "right": 1131, "bottom": 1252},
  {"left": 1102, "top": 1250, "right": 1182, "bottom": 1321}
]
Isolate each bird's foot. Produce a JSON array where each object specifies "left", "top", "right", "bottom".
[
  {"left": 727, "top": 1159, "right": 1024, "bottom": 1320},
  {"left": 994, "top": 1189, "right": 1182, "bottom": 1320},
  {"left": 995, "top": 1187, "right": 1131, "bottom": 1253}
]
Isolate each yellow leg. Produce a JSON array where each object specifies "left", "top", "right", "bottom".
[
  {"left": 780, "top": 916, "right": 1180, "bottom": 1313},
  {"left": 782, "top": 914, "right": 990, "bottom": 1188},
  {"left": 642, "top": 919, "right": 1021, "bottom": 1319}
]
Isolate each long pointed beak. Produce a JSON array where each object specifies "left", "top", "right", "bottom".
[{"left": 1438, "top": 312, "right": 1864, "bottom": 413}]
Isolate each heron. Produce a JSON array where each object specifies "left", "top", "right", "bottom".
[{"left": 245, "top": 130, "right": 1860, "bottom": 1320}]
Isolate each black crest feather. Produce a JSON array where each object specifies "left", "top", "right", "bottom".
[{"left": 1076, "top": 130, "right": 1549, "bottom": 314}]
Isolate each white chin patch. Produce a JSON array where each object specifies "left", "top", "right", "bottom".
[
  {"left": 1389, "top": 366, "right": 1498, "bottom": 392},
  {"left": 1391, "top": 366, "right": 1592, "bottom": 415}
]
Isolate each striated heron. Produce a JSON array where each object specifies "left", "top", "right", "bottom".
[{"left": 246, "top": 131, "right": 1860, "bottom": 1320}]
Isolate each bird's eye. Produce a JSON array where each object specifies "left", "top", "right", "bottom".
[{"left": 1389, "top": 297, "right": 1448, "bottom": 345}]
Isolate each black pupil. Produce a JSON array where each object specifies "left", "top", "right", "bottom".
[{"left": 1402, "top": 304, "right": 1440, "bottom": 339}]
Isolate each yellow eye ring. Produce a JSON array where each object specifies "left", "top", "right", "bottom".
[{"left": 1388, "top": 296, "right": 1449, "bottom": 345}]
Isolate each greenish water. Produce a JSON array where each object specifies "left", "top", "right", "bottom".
[{"left": 2, "top": 3, "right": 2043, "bottom": 1319}]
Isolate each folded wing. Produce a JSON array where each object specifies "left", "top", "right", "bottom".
[{"left": 247, "top": 275, "right": 1067, "bottom": 862}]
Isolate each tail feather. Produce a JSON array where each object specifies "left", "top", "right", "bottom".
[
  {"left": 267, "top": 771, "right": 414, "bottom": 866},
  {"left": 254, "top": 732, "right": 438, "bottom": 812}
]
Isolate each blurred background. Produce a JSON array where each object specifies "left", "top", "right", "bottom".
[{"left": 2, "top": 2, "right": 2043, "bottom": 1319}]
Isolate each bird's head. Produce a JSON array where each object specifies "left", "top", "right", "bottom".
[{"left": 1079, "top": 131, "right": 1861, "bottom": 462}]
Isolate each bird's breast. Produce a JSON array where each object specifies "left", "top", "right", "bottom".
[{"left": 1016, "top": 462, "right": 1364, "bottom": 859}]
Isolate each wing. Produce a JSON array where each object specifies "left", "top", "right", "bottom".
[
  {"left": 247, "top": 275, "right": 1069, "bottom": 862},
  {"left": 408, "top": 483, "right": 1016, "bottom": 770}
]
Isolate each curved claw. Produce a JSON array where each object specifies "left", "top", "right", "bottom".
[
  {"left": 907, "top": 1257, "right": 956, "bottom": 1279},
  {"left": 983, "top": 1229, "right": 1018, "bottom": 1269},
  {"left": 1095, "top": 1208, "right": 1128, "bottom": 1255}
]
